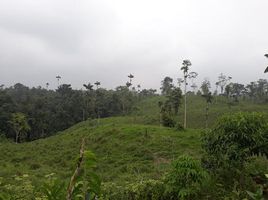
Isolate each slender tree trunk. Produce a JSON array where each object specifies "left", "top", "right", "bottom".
[
  {"left": 82, "top": 109, "right": 85, "bottom": 121},
  {"left": 184, "top": 76, "right": 187, "bottom": 129},
  {"left": 95, "top": 92, "right": 100, "bottom": 126},
  {"left": 122, "top": 101, "right": 125, "bottom": 115},
  {"left": 15, "top": 131, "right": 19, "bottom": 144},
  {"left": 66, "top": 138, "right": 85, "bottom": 200},
  {"left": 97, "top": 108, "right": 100, "bottom": 126},
  {"left": 159, "top": 111, "right": 162, "bottom": 127},
  {"left": 205, "top": 104, "right": 209, "bottom": 129},
  {"left": 221, "top": 86, "right": 224, "bottom": 95}
]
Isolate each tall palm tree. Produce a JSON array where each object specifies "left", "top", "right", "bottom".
[
  {"left": 46, "top": 82, "right": 49, "bottom": 90},
  {"left": 83, "top": 83, "right": 94, "bottom": 91},
  {"left": 56, "top": 76, "right": 61, "bottom": 87},
  {"left": 137, "top": 84, "right": 141, "bottom": 93},
  {"left": 126, "top": 81, "right": 132, "bottom": 88},
  {"left": 82, "top": 83, "right": 94, "bottom": 121},
  {"left": 94, "top": 81, "right": 101, "bottom": 89},
  {"left": 265, "top": 54, "right": 268, "bottom": 73},
  {"left": 128, "top": 74, "right": 134, "bottom": 83}
]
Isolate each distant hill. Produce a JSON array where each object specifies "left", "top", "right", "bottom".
[{"left": 133, "top": 95, "right": 268, "bottom": 128}]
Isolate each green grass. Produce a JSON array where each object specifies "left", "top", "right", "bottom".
[
  {"left": 1, "top": 95, "right": 267, "bottom": 198},
  {"left": 0, "top": 117, "right": 201, "bottom": 188},
  {"left": 134, "top": 95, "right": 268, "bottom": 128}
]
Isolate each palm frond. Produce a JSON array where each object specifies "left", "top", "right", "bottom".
[{"left": 265, "top": 66, "right": 268, "bottom": 73}]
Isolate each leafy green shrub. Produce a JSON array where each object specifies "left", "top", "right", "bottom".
[
  {"left": 161, "top": 112, "right": 175, "bottom": 127},
  {"left": 246, "top": 156, "right": 268, "bottom": 179},
  {"left": 201, "top": 112, "right": 268, "bottom": 196},
  {"left": 175, "top": 122, "right": 184, "bottom": 131},
  {"left": 0, "top": 193, "right": 12, "bottom": 200},
  {"left": 164, "top": 155, "right": 207, "bottom": 200},
  {"left": 202, "top": 112, "right": 268, "bottom": 171},
  {"left": 0, "top": 132, "right": 7, "bottom": 142},
  {"left": 126, "top": 180, "right": 165, "bottom": 200}
]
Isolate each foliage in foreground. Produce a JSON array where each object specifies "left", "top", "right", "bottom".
[
  {"left": 164, "top": 155, "right": 207, "bottom": 200},
  {"left": 202, "top": 112, "right": 268, "bottom": 171},
  {"left": 0, "top": 155, "right": 207, "bottom": 200},
  {"left": 101, "top": 155, "right": 207, "bottom": 200},
  {"left": 0, "top": 144, "right": 101, "bottom": 200},
  {"left": 202, "top": 112, "right": 268, "bottom": 198},
  {"left": 1, "top": 112, "right": 268, "bottom": 199}
]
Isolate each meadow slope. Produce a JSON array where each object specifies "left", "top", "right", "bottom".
[
  {"left": 1, "top": 95, "right": 268, "bottom": 198},
  {"left": 0, "top": 117, "right": 201, "bottom": 188},
  {"left": 133, "top": 95, "right": 268, "bottom": 128}
]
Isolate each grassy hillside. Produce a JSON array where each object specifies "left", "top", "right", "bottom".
[
  {"left": 133, "top": 95, "right": 268, "bottom": 128},
  {"left": 1, "top": 95, "right": 268, "bottom": 198},
  {"left": 1, "top": 95, "right": 267, "bottom": 185},
  {"left": 0, "top": 117, "right": 201, "bottom": 189}
]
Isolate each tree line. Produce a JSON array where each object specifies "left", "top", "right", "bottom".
[
  {"left": 159, "top": 59, "right": 268, "bottom": 129},
  {"left": 1, "top": 57, "right": 267, "bottom": 142},
  {"left": 0, "top": 80, "right": 157, "bottom": 142},
  {"left": 161, "top": 74, "right": 268, "bottom": 102}
]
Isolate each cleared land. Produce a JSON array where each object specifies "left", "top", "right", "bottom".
[{"left": 1, "top": 95, "right": 267, "bottom": 196}]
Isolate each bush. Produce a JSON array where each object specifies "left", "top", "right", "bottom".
[
  {"left": 202, "top": 112, "right": 268, "bottom": 171},
  {"left": 164, "top": 155, "right": 207, "bottom": 200},
  {"left": 175, "top": 122, "right": 184, "bottom": 131},
  {"left": 246, "top": 156, "right": 268, "bottom": 178},
  {"left": 101, "top": 156, "right": 209, "bottom": 200},
  {"left": 201, "top": 112, "right": 268, "bottom": 194},
  {"left": 0, "top": 132, "right": 7, "bottom": 143},
  {"left": 161, "top": 112, "right": 175, "bottom": 127}
]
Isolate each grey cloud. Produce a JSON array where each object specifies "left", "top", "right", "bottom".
[{"left": 0, "top": 0, "right": 268, "bottom": 90}]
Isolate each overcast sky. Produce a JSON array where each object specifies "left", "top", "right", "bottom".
[{"left": 0, "top": 0, "right": 268, "bottom": 91}]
